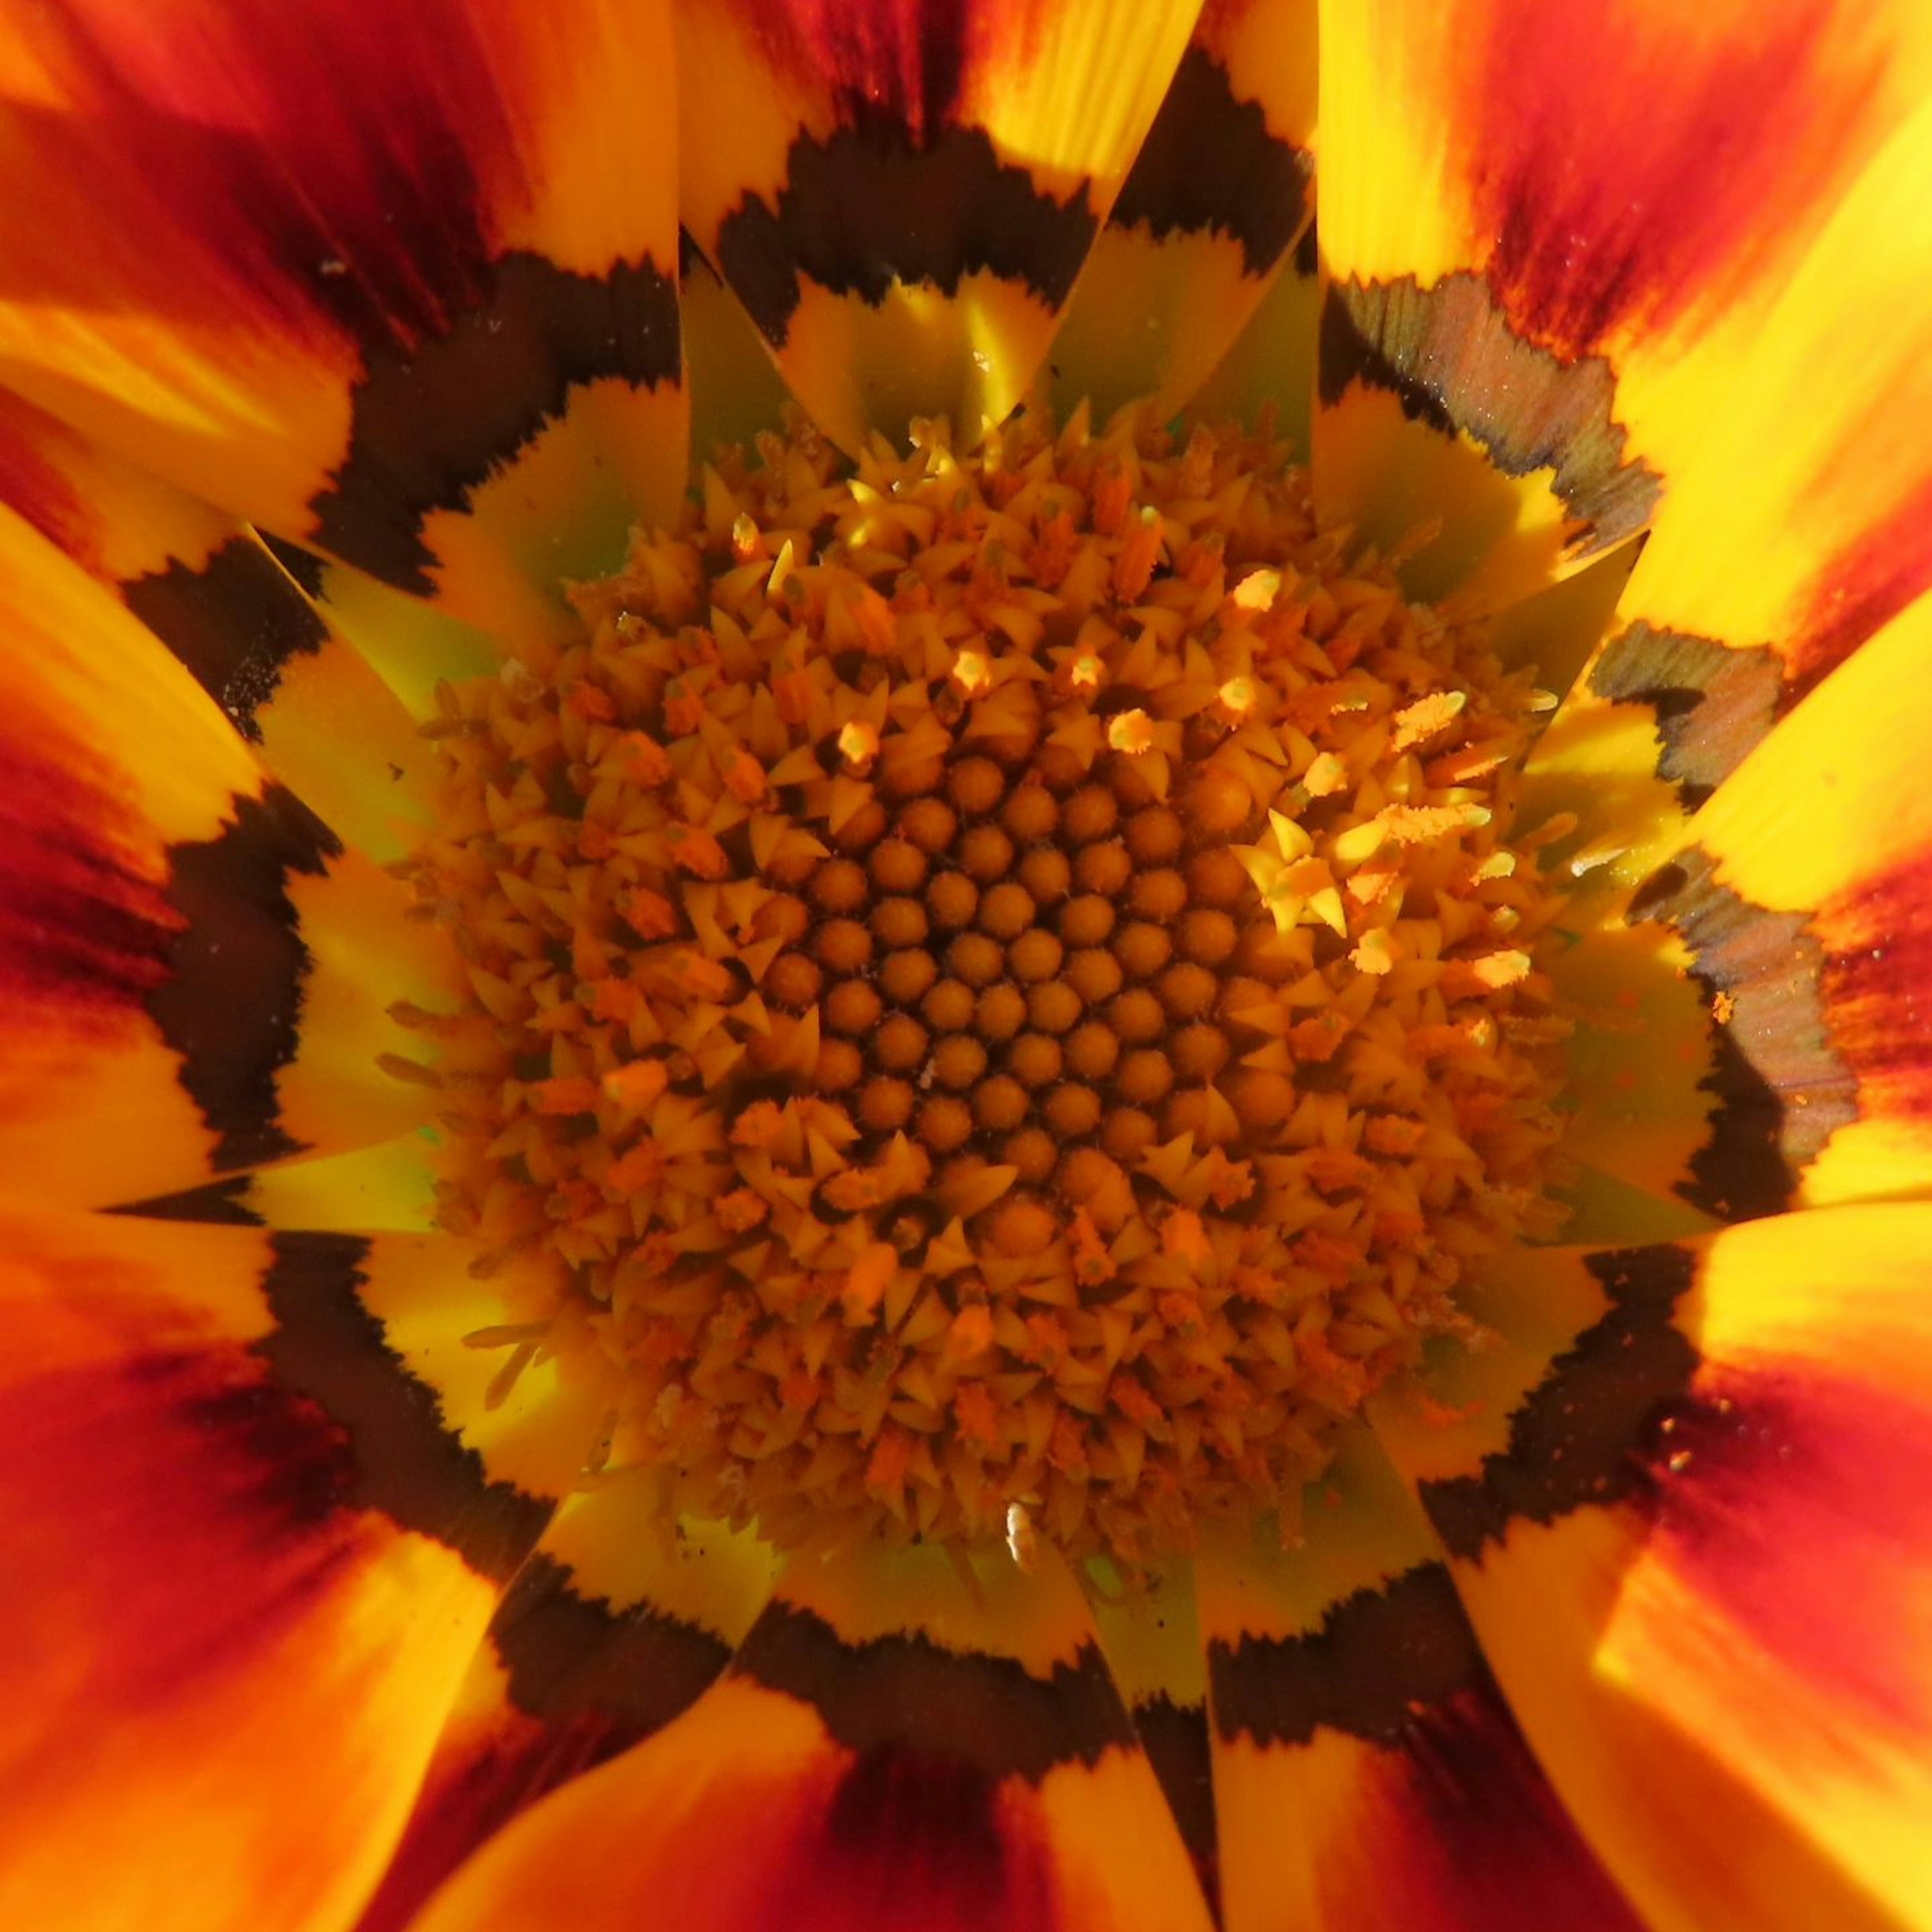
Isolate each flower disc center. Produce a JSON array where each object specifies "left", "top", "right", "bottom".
[{"left": 407, "top": 404, "right": 1571, "bottom": 1566}]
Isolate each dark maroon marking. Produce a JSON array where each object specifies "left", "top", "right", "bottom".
[
  {"left": 1420, "top": 1244, "right": 1699, "bottom": 1560},
  {"left": 1385, "top": 1681, "right": 1647, "bottom": 1931},
  {"left": 1627, "top": 848, "right": 1858, "bottom": 1219},
  {"left": 1467, "top": 0, "right": 1881, "bottom": 359},
  {"left": 1133, "top": 1696, "right": 1219, "bottom": 1917},
  {"left": 107, "top": 1175, "right": 263, "bottom": 1226},
  {"left": 1209, "top": 1561, "right": 1481, "bottom": 1747},
  {"left": 1818, "top": 849, "right": 1932, "bottom": 1122},
  {"left": 1642, "top": 1360, "right": 1932, "bottom": 1738},
  {"left": 731, "top": 1599, "right": 1133, "bottom": 1780},
  {"left": 716, "top": 123, "right": 1097, "bottom": 349},
  {"left": 122, "top": 536, "right": 326, "bottom": 742},
  {"left": 0, "top": 741, "right": 177, "bottom": 1016},
  {"left": 8, "top": 1346, "right": 361, "bottom": 1685},
  {"left": 1109, "top": 47, "right": 1310, "bottom": 276},
  {"left": 719, "top": 0, "right": 980, "bottom": 140},
  {"left": 1319, "top": 275, "right": 1661, "bottom": 560},
  {"left": 350, "top": 1551, "right": 732, "bottom": 1932},
  {"left": 351, "top": 1718, "right": 625, "bottom": 1932},
  {"left": 309, "top": 253, "right": 681, "bottom": 596},
  {"left": 1788, "top": 468, "right": 1932, "bottom": 700},
  {"left": 255, "top": 1231, "right": 550, "bottom": 1580},
  {"left": 0, "top": 405, "right": 90, "bottom": 556},
  {"left": 0, "top": 3, "right": 510, "bottom": 336},
  {"left": 811, "top": 1744, "right": 1060, "bottom": 1930},
  {"left": 149, "top": 785, "right": 339, "bottom": 1171},
  {"left": 1586, "top": 621, "right": 1784, "bottom": 810}
]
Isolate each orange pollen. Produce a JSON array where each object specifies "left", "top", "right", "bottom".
[{"left": 411, "top": 400, "right": 1573, "bottom": 1567}]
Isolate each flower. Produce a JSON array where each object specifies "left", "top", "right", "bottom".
[{"left": 2, "top": 3, "right": 1931, "bottom": 1930}]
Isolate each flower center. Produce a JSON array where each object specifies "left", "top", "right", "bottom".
[{"left": 401, "top": 404, "right": 1571, "bottom": 1567}]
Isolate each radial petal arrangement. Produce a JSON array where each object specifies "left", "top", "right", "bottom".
[{"left": 2, "top": 5, "right": 1930, "bottom": 1931}]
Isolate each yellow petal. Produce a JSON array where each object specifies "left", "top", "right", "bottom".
[{"left": 674, "top": 0, "right": 1199, "bottom": 449}]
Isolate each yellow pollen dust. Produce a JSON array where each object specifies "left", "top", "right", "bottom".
[{"left": 404, "top": 401, "right": 1573, "bottom": 1566}]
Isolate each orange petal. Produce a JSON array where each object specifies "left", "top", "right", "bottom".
[
  {"left": 358, "top": 1488, "right": 773, "bottom": 1932},
  {"left": 0, "top": 1206, "right": 543, "bottom": 1932},
  {"left": 674, "top": 0, "right": 1198, "bottom": 449},
  {"left": 1198, "top": 1432, "right": 1640, "bottom": 1932},
  {"left": 0, "top": 385, "right": 431, "bottom": 860},
  {"left": 1313, "top": 0, "right": 1932, "bottom": 613},
  {"left": 412, "top": 1537, "right": 1215, "bottom": 1932},
  {"left": 1048, "top": 0, "right": 1316, "bottom": 423},
  {"left": 1373, "top": 1208, "right": 1932, "bottom": 1932},
  {"left": 0, "top": 0, "right": 686, "bottom": 650},
  {"left": 0, "top": 504, "right": 452, "bottom": 1209}
]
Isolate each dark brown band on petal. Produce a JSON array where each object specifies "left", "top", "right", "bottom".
[
  {"left": 1109, "top": 49, "right": 1310, "bottom": 277},
  {"left": 1319, "top": 274, "right": 1662, "bottom": 560},
  {"left": 716, "top": 122, "right": 1097, "bottom": 347},
  {"left": 108, "top": 1175, "right": 264, "bottom": 1225},
  {"left": 1420, "top": 1244, "right": 1699, "bottom": 1560},
  {"left": 155, "top": 780, "right": 344, "bottom": 1159},
  {"left": 258, "top": 1231, "right": 549, "bottom": 1579},
  {"left": 492, "top": 1551, "right": 730, "bottom": 1742},
  {"left": 1293, "top": 218, "right": 1319, "bottom": 280},
  {"left": 1132, "top": 1696, "right": 1218, "bottom": 1912},
  {"left": 1627, "top": 848, "right": 1857, "bottom": 1219},
  {"left": 152, "top": 785, "right": 339, "bottom": 1170},
  {"left": 1208, "top": 1561, "right": 1480, "bottom": 1746},
  {"left": 122, "top": 535, "right": 326, "bottom": 742},
  {"left": 258, "top": 532, "right": 330, "bottom": 598},
  {"left": 309, "top": 252, "right": 681, "bottom": 595},
  {"left": 731, "top": 1599, "right": 1132, "bottom": 1781},
  {"left": 1586, "top": 621, "right": 1783, "bottom": 811}
]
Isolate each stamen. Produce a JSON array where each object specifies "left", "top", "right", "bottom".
[{"left": 408, "top": 402, "right": 1572, "bottom": 1566}]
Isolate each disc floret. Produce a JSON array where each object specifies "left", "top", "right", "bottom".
[{"left": 404, "top": 402, "right": 1571, "bottom": 1565}]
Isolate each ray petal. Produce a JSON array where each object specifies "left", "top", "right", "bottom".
[
  {"left": 674, "top": 0, "right": 1199, "bottom": 451},
  {"left": 0, "top": 504, "right": 456, "bottom": 1210},
  {"left": 0, "top": 0, "right": 687, "bottom": 650},
  {"left": 0, "top": 1207, "right": 546, "bottom": 1932},
  {"left": 1048, "top": 0, "right": 1316, "bottom": 424},
  {"left": 356, "top": 1484, "right": 773, "bottom": 1932},
  {"left": 1372, "top": 1209, "right": 1932, "bottom": 1932},
  {"left": 1198, "top": 1430, "right": 1641, "bottom": 1932},
  {"left": 1314, "top": 0, "right": 1932, "bottom": 614},
  {"left": 411, "top": 1536, "right": 1215, "bottom": 1931},
  {"left": 0, "top": 385, "right": 431, "bottom": 859},
  {"left": 1548, "top": 590, "right": 1932, "bottom": 1220}
]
